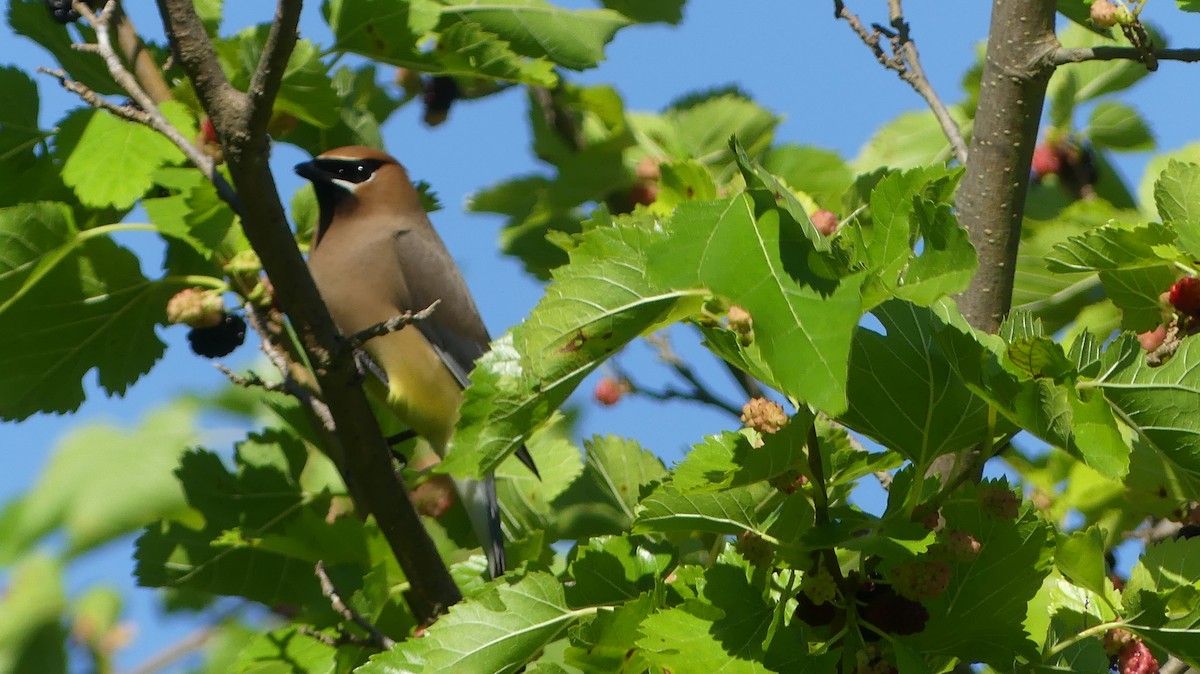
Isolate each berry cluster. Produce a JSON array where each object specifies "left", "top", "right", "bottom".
[
  {"left": 939, "top": 530, "right": 982, "bottom": 563},
  {"left": 423, "top": 76, "right": 460, "bottom": 127},
  {"left": 45, "top": 0, "right": 80, "bottom": 23},
  {"left": 734, "top": 531, "right": 774, "bottom": 568},
  {"left": 858, "top": 581, "right": 929, "bottom": 637},
  {"left": 740, "top": 397, "right": 787, "bottom": 434},
  {"left": 592, "top": 376, "right": 630, "bottom": 407},
  {"left": 1168, "top": 277, "right": 1200, "bottom": 318},
  {"left": 890, "top": 560, "right": 952, "bottom": 601},
  {"left": 1030, "top": 137, "right": 1098, "bottom": 199},
  {"left": 1116, "top": 640, "right": 1160, "bottom": 674},
  {"left": 809, "top": 209, "right": 839, "bottom": 237},
  {"left": 978, "top": 485, "right": 1020, "bottom": 519},
  {"left": 800, "top": 568, "right": 838, "bottom": 605},
  {"left": 768, "top": 468, "right": 808, "bottom": 495}
]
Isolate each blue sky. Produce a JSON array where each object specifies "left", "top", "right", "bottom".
[{"left": 3, "top": 2, "right": 1199, "bottom": 671}]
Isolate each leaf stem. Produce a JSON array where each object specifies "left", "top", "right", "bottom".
[
  {"left": 160, "top": 275, "right": 228, "bottom": 290},
  {"left": 1045, "top": 620, "right": 1123, "bottom": 658}
]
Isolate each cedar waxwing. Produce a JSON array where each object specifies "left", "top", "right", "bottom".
[{"left": 295, "top": 146, "right": 536, "bottom": 578}]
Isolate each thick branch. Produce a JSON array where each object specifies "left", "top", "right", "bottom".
[
  {"left": 1053, "top": 45, "right": 1200, "bottom": 65},
  {"left": 155, "top": 0, "right": 462, "bottom": 621},
  {"left": 954, "top": 0, "right": 1057, "bottom": 333}
]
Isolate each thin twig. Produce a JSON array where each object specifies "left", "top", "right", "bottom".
[
  {"left": 213, "top": 363, "right": 287, "bottom": 393},
  {"left": 833, "top": 0, "right": 968, "bottom": 164},
  {"left": 245, "top": 0, "right": 302, "bottom": 138},
  {"left": 1054, "top": 45, "right": 1200, "bottom": 66},
  {"left": 314, "top": 561, "right": 397, "bottom": 650},
  {"left": 345, "top": 301, "right": 440, "bottom": 352},
  {"left": 52, "top": 1, "right": 240, "bottom": 211},
  {"left": 641, "top": 334, "right": 745, "bottom": 418}
]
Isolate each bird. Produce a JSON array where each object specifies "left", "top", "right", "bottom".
[{"left": 295, "top": 145, "right": 537, "bottom": 578}]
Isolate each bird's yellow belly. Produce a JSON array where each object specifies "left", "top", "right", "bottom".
[{"left": 364, "top": 326, "right": 463, "bottom": 453}]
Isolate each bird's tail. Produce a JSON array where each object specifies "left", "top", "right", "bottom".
[{"left": 453, "top": 474, "right": 506, "bottom": 578}]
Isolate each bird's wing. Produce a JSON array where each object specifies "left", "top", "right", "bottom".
[{"left": 394, "top": 226, "right": 541, "bottom": 478}]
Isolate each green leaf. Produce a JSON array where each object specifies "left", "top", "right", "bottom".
[
  {"left": 279, "top": 64, "right": 401, "bottom": 155},
  {"left": 853, "top": 106, "right": 969, "bottom": 171},
  {"left": 648, "top": 196, "right": 865, "bottom": 414},
  {"left": 564, "top": 593, "right": 655, "bottom": 672},
  {"left": 632, "top": 482, "right": 776, "bottom": 536},
  {"left": 361, "top": 571, "right": 582, "bottom": 673},
  {"left": 325, "top": 0, "right": 441, "bottom": 67},
  {"left": 0, "top": 556, "right": 68, "bottom": 674},
  {"left": 448, "top": 214, "right": 695, "bottom": 477},
  {"left": 762, "top": 144, "right": 854, "bottom": 211},
  {"left": 894, "top": 197, "right": 977, "bottom": 304},
  {"left": 1155, "top": 160, "right": 1200, "bottom": 260},
  {"left": 0, "top": 404, "right": 192, "bottom": 562},
  {"left": 8, "top": 0, "right": 120, "bottom": 94},
  {"left": 59, "top": 104, "right": 192, "bottom": 209},
  {"left": 1086, "top": 101, "right": 1153, "bottom": 151},
  {"left": 1049, "top": 23, "right": 1148, "bottom": 102},
  {"left": 1124, "top": 537, "right": 1200, "bottom": 634},
  {"left": 552, "top": 435, "right": 667, "bottom": 539},
  {"left": 1181, "top": 0, "right": 1200, "bottom": 11},
  {"left": 1090, "top": 334, "right": 1200, "bottom": 480},
  {"left": 435, "top": 20, "right": 557, "bottom": 86},
  {"left": 631, "top": 93, "right": 778, "bottom": 164},
  {"left": 637, "top": 562, "right": 774, "bottom": 673},
  {"left": 494, "top": 419, "right": 584, "bottom": 540},
  {"left": 135, "top": 430, "right": 369, "bottom": 606},
  {"left": 673, "top": 412, "right": 815, "bottom": 493},
  {"left": 1056, "top": 526, "right": 1109, "bottom": 599},
  {"left": 600, "top": 0, "right": 683, "bottom": 24},
  {"left": 439, "top": 0, "right": 630, "bottom": 71},
  {"left": 0, "top": 66, "right": 43, "bottom": 158},
  {"left": 1045, "top": 221, "right": 1176, "bottom": 273},
  {"left": 904, "top": 480, "right": 1056, "bottom": 665},
  {"left": 214, "top": 30, "right": 340, "bottom": 128},
  {"left": 840, "top": 300, "right": 994, "bottom": 468},
  {"left": 1056, "top": 0, "right": 1112, "bottom": 34},
  {"left": 230, "top": 626, "right": 338, "bottom": 673},
  {"left": 0, "top": 203, "right": 170, "bottom": 420},
  {"left": 566, "top": 536, "right": 674, "bottom": 606}
]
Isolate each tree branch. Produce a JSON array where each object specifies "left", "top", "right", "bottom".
[
  {"left": 1053, "top": 45, "right": 1200, "bottom": 66},
  {"left": 245, "top": 0, "right": 302, "bottom": 139},
  {"left": 314, "top": 560, "right": 396, "bottom": 650},
  {"left": 155, "top": 0, "right": 463, "bottom": 622},
  {"left": 955, "top": 0, "right": 1057, "bottom": 333},
  {"left": 834, "top": 0, "right": 968, "bottom": 163}
]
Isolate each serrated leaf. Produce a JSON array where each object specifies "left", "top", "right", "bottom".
[
  {"left": 840, "top": 300, "right": 994, "bottom": 468},
  {"left": 599, "top": 0, "right": 682, "bottom": 24},
  {"left": 0, "top": 203, "right": 170, "bottom": 420},
  {"left": 552, "top": 436, "right": 667, "bottom": 539},
  {"left": 1123, "top": 537, "right": 1200, "bottom": 637},
  {"left": 1056, "top": 526, "right": 1109, "bottom": 599},
  {"left": 904, "top": 480, "right": 1056, "bottom": 665},
  {"left": 566, "top": 536, "right": 674, "bottom": 607},
  {"left": 230, "top": 626, "right": 338, "bottom": 673},
  {"left": 648, "top": 195, "right": 865, "bottom": 414},
  {"left": 1086, "top": 101, "right": 1153, "bottom": 151},
  {"left": 8, "top": 0, "right": 120, "bottom": 94},
  {"left": 215, "top": 30, "right": 340, "bottom": 128},
  {"left": 280, "top": 64, "right": 400, "bottom": 155},
  {"left": 673, "top": 412, "right": 815, "bottom": 493},
  {"left": 632, "top": 482, "right": 776, "bottom": 536},
  {"left": 1090, "top": 334, "right": 1200, "bottom": 479},
  {"left": 564, "top": 593, "right": 655, "bottom": 672},
  {"left": 1046, "top": 221, "right": 1176, "bottom": 273},
  {"left": 0, "top": 66, "right": 42, "bottom": 158},
  {"left": 439, "top": 0, "right": 630, "bottom": 71},
  {"left": 360, "top": 572, "right": 582, "bottom": 674},
  {"left": 762, "top": 144, "right": 854, "bottom": 211},
  {"left": 636, "top": 562, "right": 773, "bottom": 673},
  {"left": 1155, "top": 160, "right": 1200, "bottom": 260},
  {"left": 853, "top": 106, "right": 970, "bottom": 172},
  {"left": 494, "top": 419, "right": 584, "bottom": 540},
  {"left": 135, "top": 430, "right": 369, "bottom": 605},
  {"left": 325, "top": 0, "right": 441, "bottom": 67},
  {"left": 59, "top": 104, "right": 192, "bottom": 209},
  {"left": 435, "top": 20, "right": 557, "bottom": 86},
  {"left": 448, "top": 216, "right": 695, "bottom": 477}
]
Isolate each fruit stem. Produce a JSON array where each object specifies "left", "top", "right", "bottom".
[
  {"left": 161, "top": 274, "right": 228, "bottom": 291},
  {"left": 1045, "top": 620, "right": 1124, "bottom": 658}
]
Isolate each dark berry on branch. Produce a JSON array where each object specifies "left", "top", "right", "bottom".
[
  {"left": 422, "top": 76, "right": 460, "bottom": 126},
  {"left": 1168, "top": 277, "right": 1200, "bottom": 317},
  {"left": 46, "top": 0, "right": 80, "bottom": 23},
  {"left": 187, "top": 312, "right": 246, "bottom": 358}
]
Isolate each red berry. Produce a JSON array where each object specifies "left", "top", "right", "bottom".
[
  {"left": 411, "top": 475, "right": 456, "bottom": 518},
  {"left": 200, "top": 117, "right": 218, "bottom": 144},
  {"left": 1168, "top": 277, "right": 1200, "bottom": 317},
  {"left": 1117, "top": 639, "right": 1160, "bottom": 674},
  {"left": 810, "top": 209, "right": 839, "bottom": 236},
  {"left": 593, "top": 377, "right": 628, "bottom": 406},
  {"left": 1031, "top": 143, "right": 1063, "bottom": 178},
  {"left": 628, "top": 181, "right": 659, "bottom": 206}
]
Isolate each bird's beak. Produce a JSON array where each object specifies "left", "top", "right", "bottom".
[{"left": 294, "top": 160, "right": 325, "bottom": 182}]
